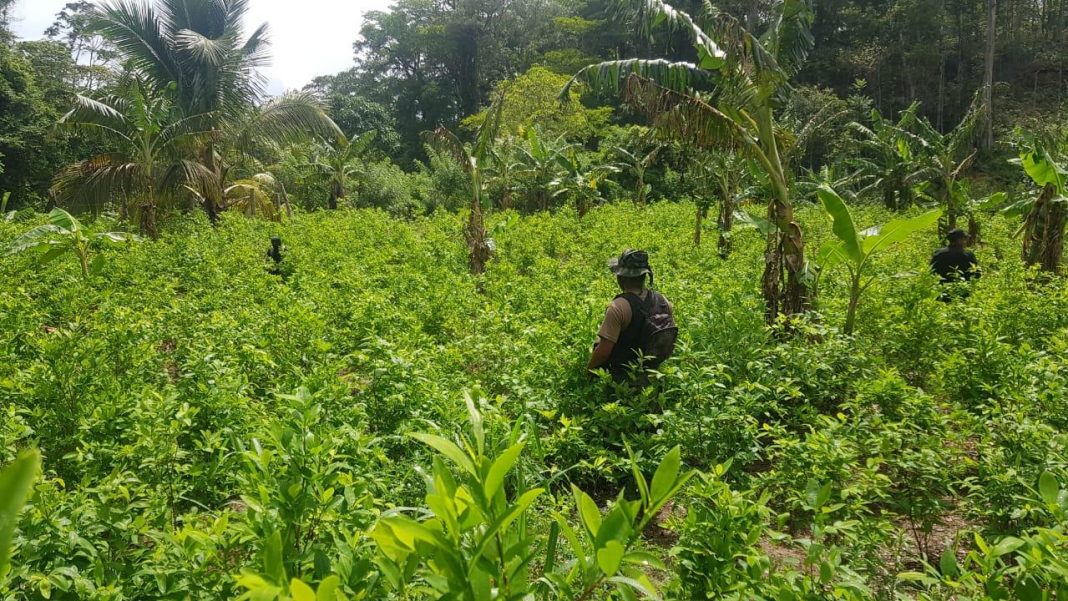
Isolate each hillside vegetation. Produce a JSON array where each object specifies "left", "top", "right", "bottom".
[{"left": 2, "top": 205, "right": 1068, "bottom": 599}]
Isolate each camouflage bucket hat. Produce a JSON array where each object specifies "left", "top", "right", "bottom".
[{"left": 608, "top": 249, "right": 652, "bottom": 278}]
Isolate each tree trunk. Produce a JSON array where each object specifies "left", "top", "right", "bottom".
[
  {"left": 139, "top": 202, "right": 158, "bottom": 240},
  {"left": 763, "top": 197, "right": 809, "bottom": 325},
  {"left": 844, "top": 275, "right": 861, "bottom": 335},
  {"left": 981, "top": 0, "right": 997, "bottom": 151},
  {"left": 466, "top": 205, "right": 491, "bottom": 274},
  {"left": 717, "top": 196, "right": 734, "bottom": 258},
  {"left": 694, "top": 203, "right": 703, "bottom": 247},
  {"left": 937, "top": 17, "right": 946, "bottom": 131},
  {"left": 202, "top": 141, "right": 222, "bottom": 225},
  {"left": 968, "top": 213, "right": 981, "bottom": 245},
  {"left": 757, "top": 110, "right": 809, "bottom": 327}
]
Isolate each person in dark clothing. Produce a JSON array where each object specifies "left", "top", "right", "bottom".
[
  {"left": 587, "top": 249, "right": 674, "bottom": 384},
  {"left": 266, "top": 236, "right": 290, "bottom": 278},
  {"left": 931, "top": 229, "right": 980, "bottom": 283},
  {"left": 931, "top": 229, "right": 979, "bottom": 301}
]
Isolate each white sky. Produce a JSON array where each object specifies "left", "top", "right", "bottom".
[{"left": 9, "top": 0, "right": 393, "bottom": 94}]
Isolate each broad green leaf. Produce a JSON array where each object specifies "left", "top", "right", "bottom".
[
  {"left": 594, "top": 505, "right": 631, "bottom": 549},
  {"left": 1038, "top": 471, "right": 1060, "bottom": 506},
  {"left": 316, "top": 574, "right": 340, "bottom": 601},
  {"left": 263, "top": 531, "right": 285, "bottom": 584},
  {"left": 378, "top": 515, "right": 439, "bottom": 550},
  {"left": 608, "top": 575, "right": 661, "bottom": 601},
  {"left": 1019, "top": 149, "right": 1067, "bottom": 194},
  {"left": 290, "top": 578, "right": 316, "bottom": 601},
  {"left": 484, "top": 442, "right": 524, "bottom": 501},
  {"left": 650, "top": 446, "right": 682, "bottom": 505},
  {"left": 814, "top": 238, "right": 847, "bottom": 272},
  {"left": 38, "top": 245, "right": 70, "bottom": 266},
  {"left": 733, "top": 210, "right": 778, "bottom": 235},
  {"left": 939, "top": 547, "right": 958, "bottom": 578},
  {"left": 0, "top": 449, "right": 40, "bottom": 579},
  {"left": 409, "top": 433, "right": 476, "bottom": 475},
  {"left": 989, "top": 536, "right": 1025, "bottom": 557},
  {"left": 596, "top": 540, "right": 624, "bottom": 576},
  {"left": 46, "top": 208, "right": 78, "bottom": 231},
  {"left": 817, "top": 185, "right": 863, "bottom": 265},
  {"left": 6, "top": 225, "right": 66, "bottom": 256},
  {"left": 978, "top": 191, "right": 1008, "bottom": 210},
  {"left": 861, "top": 209, "right": 942, "bottom": 256},
  {"left": 623, "top": 550, "right": 667, "bottom": 570},
  {"left": 553, "top": 513, "right": 588, "bottom": 570},
  {"left": 573, "top": 485, "right": 602, "bottom": 538}
]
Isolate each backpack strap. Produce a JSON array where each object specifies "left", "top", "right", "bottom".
[{"left": 616, "top": 291, "right": 649, "bottom": 330}]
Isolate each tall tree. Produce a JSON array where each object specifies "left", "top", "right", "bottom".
[
  {"left": 52, "top": 82, "right": 213, "bottom": 237},
  {"left": 981, "top": 0, "right": 997, "bottom": 151},
  {"left": 569, "top": 0, "right": 818, "bottom": 325},
  {"left": 45, "top": 1, "right": 119, "bottom": 91},
  {"left": 91, "top": 0, "right": 339, "bottom": 222}
]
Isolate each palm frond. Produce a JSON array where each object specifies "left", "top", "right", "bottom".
[
  {"left": 565, "top": 59, "right": 707, "bottom": 98},
  {"left": 621, "top": 75, "right": 760, "bottom": 156},
  {"left": 629, "top": 0, "right": 725, "bottom": 68},
  {"left": 424, "top": 128, "right": 471, "bottom": 171},
  {"left": 92, "top": 0, "right": 179, "bottom": 87},
  {"left": 52, "top": 154, "right": 145, "bottom": 214},
  {"left": 174, "top": 28, "right": 234, "bottom": 67},
  {"left": 229, "top": 92, "right": 341, "bottom": 153}
]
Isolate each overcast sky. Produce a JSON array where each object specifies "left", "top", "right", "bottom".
[{"left": 8, "top": 0, "right": 393, "bottom": 94}]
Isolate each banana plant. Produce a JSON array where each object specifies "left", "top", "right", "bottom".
[
  {"left": 565, "top": 0, "right": 818, "bottom": 326},
  {"left": 314, "top": 131, "right": 376, "bottom": 210},
  {"left": 513, "top": 128, "right": 575, "bottom": 213},
  {"left": 6, "top": 208, "right": 138, "bottom": 279},
  {"left": 1007, "top": 133, "right": 1067, "bottom": 273},
  {"left": 551, "top": 149, "right": 619, "bottom": 218},
  {"left": 426, "top": 97, "right": 505, "bottom": 274},
  {"left": 0, "top": 450, "right": 39, "bottom": 582},
  {"left": 846, "top": 103, "right": 932, "bottom": 211},
  {"left": 815, "top": 186, "right": 941, "bottom": 335},
  {"left": 613, "top": 145, "right": 661, "bottom": 206}
]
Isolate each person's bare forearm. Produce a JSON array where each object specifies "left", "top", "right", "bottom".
[{"left": 587, "top": 339, "right": 614, "bottom": 371}]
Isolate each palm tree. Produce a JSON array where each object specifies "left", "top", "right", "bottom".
[
  {"left": 613, "top": 145, "right": 661, "bottom": 206},
  {"left": 566, "top": 0, "right": 817, "bottom": 325},
  {"left": 909, "top": 98, "right": 984, "bottom": 233},
  {"left": 91, "top": 0, "right": 339, "bottom": 222},
  {"left": 847, "top": 104, "right": 932, "bottom": 211},
  {"left": 513, "top": 128, "right": 574, "bottom": 213},
  {"left": 426, "top": 97, "right": 505, "bottom": 274},
  {"left": 311, "top": 131, "right": 376, "bottom": 210},
  {"left": 52, "top": 81, "right": 213, "bottom": 238}
]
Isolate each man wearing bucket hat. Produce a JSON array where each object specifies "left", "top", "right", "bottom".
[{"left": 587, "top": 249, "right": 677, "bottom": 384}]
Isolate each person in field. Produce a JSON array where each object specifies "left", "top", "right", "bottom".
[
  {"left": 587, "top": 249, "right": 677, "bottom": 385},
  {"left": 266, "top": 236, "right": 289, "bottom": 278},
  {"left": 930, "top": 228, "right": 980, "bottom": 300}
]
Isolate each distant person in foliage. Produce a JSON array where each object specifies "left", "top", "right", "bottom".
[
  {"left": 931, "top": 228, "right": 979, "bottom": 300},
  {"left": 266, "top": 236, "right": 289, "bottom": 278},
  {"left": 587, "top": 249, "right": 678, "bottom": 385}
]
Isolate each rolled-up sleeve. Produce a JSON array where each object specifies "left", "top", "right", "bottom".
[{"left": 596, "top": 299, "right": 630, "bottom": 343}]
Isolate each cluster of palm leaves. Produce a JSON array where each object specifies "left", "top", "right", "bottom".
[
  {"left": 566, "top": 0, "right": 818, "bottom": 324},
  {"left": 845, "top": 98, "right": 984, "bottom": 231},
  {"left": 52, "top": 0, "right": 341, "bottom": 238}
]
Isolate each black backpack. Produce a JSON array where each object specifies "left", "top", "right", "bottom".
[{"left": 619, "top": 291, "right": 678, "bottom": 368}]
